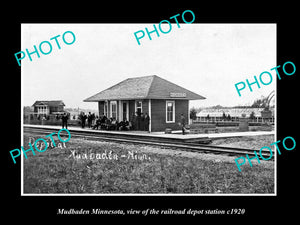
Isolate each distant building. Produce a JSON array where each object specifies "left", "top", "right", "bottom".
[
  {"left": 84, "top": 75, "right": 205, "bottom": 132},
  {"left": 196, "top": 107, "right": 275, "bottom": 123},
  {"left": 32, "top": 100, "right": 65, "bottom": 116}
]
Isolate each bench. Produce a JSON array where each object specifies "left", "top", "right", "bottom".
[{"left": 165, "top": 128, "right": 172, "bottom": 134}]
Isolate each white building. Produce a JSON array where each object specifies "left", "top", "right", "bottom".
[{"left": 196, "top": 107, "right": 274, "bottom": 123}]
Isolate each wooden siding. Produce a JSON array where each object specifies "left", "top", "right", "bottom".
[
  {"left": 142, "top": 100, "right": 149, "bottom": 115},
  {"left": 151, "top": 99, "right": 188, "bottom": 132},
  {"left": 97, "top": 99, "right": 189, "bottom": 132}
]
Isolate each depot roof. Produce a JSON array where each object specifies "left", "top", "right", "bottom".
[{"left": 84, "top": 75, "right": 206, "bottom": 101}]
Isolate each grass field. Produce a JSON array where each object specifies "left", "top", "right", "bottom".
[{"left": 23, "top": 133, "right": 275, "bottom": 194}]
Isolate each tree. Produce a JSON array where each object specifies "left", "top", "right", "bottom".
[
  {"left": 227, "top": 114, "right": 231, "bottom": 121},
  {"left": 206, "top": 114, "right": 210, "bottom": 121},
  {"left": 249, "top": 111, "right": 255, "bottom": 120},
  {"left": 211, "top": 105, "right": 223, "bottom": 109},
  {"left": 222, "top": 111, "right": 226, "bottom": 121},
  {"left": 251, "top": 94, "right": 274, "bottom": 108},
  {"left": 251, "top": 97, "right": 265, "bottom": 108}
]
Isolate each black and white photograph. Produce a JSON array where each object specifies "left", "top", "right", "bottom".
[
  {"left": 21, "top": 23, "right": 276, "bottom": 195},
  {"left": 4, "top": 3, "right": 299, "bottom": 220}
]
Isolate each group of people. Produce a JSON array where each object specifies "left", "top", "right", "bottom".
[
  {"left": 78, "top": 112, "right": 96, "bottom": 129},
  {"left": 77, "top": 111, "right": 150, "bottom": 132},
  {"left": 94, "top": 116, "right": 131, "bottom": 131},
  {"left": 130, "top": 112, "right": 150, "bottom": 131},
  {"left": 58, "top": 111, "right": 186, "bottom": 134}
]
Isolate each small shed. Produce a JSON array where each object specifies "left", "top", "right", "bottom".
[{"left": 84, "top": 75, "right": 205, "bottom": 132}]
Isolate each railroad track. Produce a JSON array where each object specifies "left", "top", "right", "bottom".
[{"left": 23, "top": 126, "right": 274, "bottom": 159}]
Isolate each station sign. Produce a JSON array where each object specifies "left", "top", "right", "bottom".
[{"left": 169, "top": 92, "right": 187, "bottom": 98}]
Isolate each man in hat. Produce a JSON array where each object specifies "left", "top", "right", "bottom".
[
  {"left": 62, "top": 112, "right": 68, "bottom": 129},
  {"left": 180, "top": 113, "right": 186, "bottom": 135}
]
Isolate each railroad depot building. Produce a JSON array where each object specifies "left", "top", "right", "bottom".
[{"left": 84, "top": 75, "right": 205, "bottom": 132}]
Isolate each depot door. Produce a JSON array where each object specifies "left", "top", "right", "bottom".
[{"left": 122, "top": 101, "right": 129, "bottom": 121}]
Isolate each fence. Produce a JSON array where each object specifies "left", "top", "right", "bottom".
[
  {"left": 191, "top": 120, "right": 274, "bottom": 127},
  {"left": 23, "top": 114, "right": 81, "bottom": 126}
]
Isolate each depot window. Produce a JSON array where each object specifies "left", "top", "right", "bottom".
[
  {"left": 37, "top": 105, "right": 48, "bottom": 115},
  {"left": 136, "top": 101, "right": 142, "bottom": 115},
  {"left": 166, "top": 101, "right": 175, "bottom": 123}
]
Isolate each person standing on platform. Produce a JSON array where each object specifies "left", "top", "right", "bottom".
[
  {"left": 141, "top": 113, "right": 145, "bottom": 131},
  {"left": 81, "top": 112, "right": 87, "bottom": 128},
  {"left": 136, "top": 111, "right": 141, "bottom": 131},
  {"left": 180, "top": 113, "right": 186, "bottom": 135},
  {"left": 87, "top": 112, "right": 92, "bottom": 128},
  {"left": 130, "top": 113, "right": 136, "bottom": 130},
  {"left": 62, "top": 112, "right": 68, "bottom": 129},
  {"left": 144, "top": 112, "right": 150, "bottom": 132}
]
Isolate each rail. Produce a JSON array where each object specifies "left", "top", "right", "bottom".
[{"left": 23, "top": 126, "right": 274, "bottom": 159}]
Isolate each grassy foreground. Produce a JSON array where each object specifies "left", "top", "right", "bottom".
[{"left": 23, "top": 133, "right": 274, "bottom": 194}]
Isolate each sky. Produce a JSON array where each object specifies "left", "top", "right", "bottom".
[{"left": 21, "top": 23, "right": 276, "bottom": 110}]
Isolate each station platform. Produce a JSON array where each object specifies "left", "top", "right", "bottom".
[{"left": 23, "top": 124, "right": 275, "bottom": 144}]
